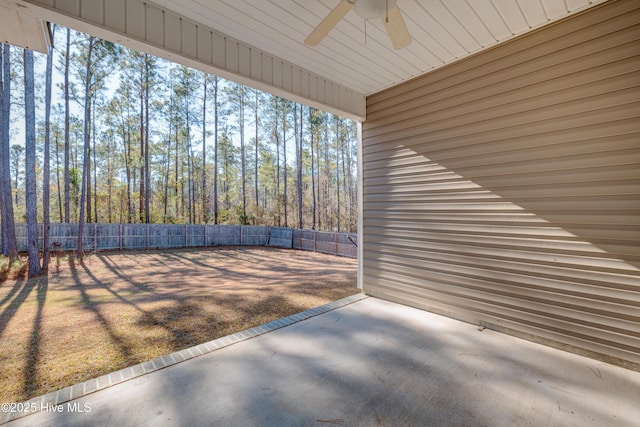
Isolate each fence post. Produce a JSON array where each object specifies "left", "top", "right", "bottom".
[
  {"left": 94, "top": 224, "right": 98, "bottom": 251},
  {"left": 184, "top": 224, "right": 187, "bottom": 248},
  {"left": 146, "top": 224, "right": 149, "bottom": 250},
  {"left": 204, "top": 224, "right": 208, "bottom": 247}
]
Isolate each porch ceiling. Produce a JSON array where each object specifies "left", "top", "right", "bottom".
[
  {"left": 1, "top": 0, "right": 609, "bottom": 119},
  {"left": 148, "top": 0, "right": 608, "bottom": 96}
]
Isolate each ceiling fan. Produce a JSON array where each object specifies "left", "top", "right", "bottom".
[{"left": 305, "top": 0, "right": 412, "bottom": 50}]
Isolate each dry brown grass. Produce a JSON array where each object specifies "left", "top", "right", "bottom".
[{"left": 0, "top": 247, "right": 358, "bottom": 403}]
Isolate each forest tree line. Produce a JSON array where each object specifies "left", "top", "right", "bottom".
[{"left": 0, "top": 26, "right": 359, "bottom": 275}]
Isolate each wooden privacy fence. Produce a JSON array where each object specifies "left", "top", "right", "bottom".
[
  {"left": 266, "top": 227, "right": 358, "bottom": 258},
  {"left": 292, "top": 229, "right": 358, "bottom": 258},
  {"left": 3, "top": 224, "right": 357, "bottom": 258}
]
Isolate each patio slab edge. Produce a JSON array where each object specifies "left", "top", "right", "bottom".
[{"left": 1, "top": 292, "right": 368, "bottom": 425}]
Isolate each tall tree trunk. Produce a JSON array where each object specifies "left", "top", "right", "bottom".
[
  {"left": 174, "top": 117, "right": 179, "bottom": 219},
  {"left": 0, "top": 44, "right": 17, "bottom": 261},
  {"left": 297, "top": 104, "right": 304, "bottom": 229},
  {"left": 202, "top": 75, "right": 208, "bottom": 222},
  {"left": 86, "top": 100, "right": 92, "bottom": 223},
  {"left": 274, "top": 99, "right": 280, "bottom": 226},
  {"left": 346, "top": 126, "right": 354, "bottom": 232},
  {"left": 144, "top": 54, "right": 150, "bottom": 223},
  {"left": 77, "top": 37, "right": 95, "bottom": 259},
  {"left": 93, "top": 99, "right": 98, "bottom": 223},
  {"left": 43, "top": 33, "right": 55, "bottom": 272},
  {"left": 282, "top": 102, "right": 288, "bottom": 228},
  {"left": 0, "top": 46, "right": 5, "bottom": 257},
  {"left": 324, "top": 118, "right": 331, "bottom": 230},
  {"left": 254, "top": 90, "right": 259, "bottom": 214},
  {"left": 335, "top": 116, "right": 341, "bottom": 233},
  {"left": 55, "top": 132, "right": 63, "bottom": 222},
  {"left": 213, "top": 77, "right": 219, "bottom": 224},
  {"left": 186, "top": 103, "right": 193, "bottom": 224},
  {"left": 240, "top": 86, "right": 246, "bottom": 221},
  {"left": 187, "top": 128, "right": 194, "bottom": 224},
  {"left": 107, "top": 152, "right": 113, "bottom": 223},
  {"left": 123, "top": 122, "right": 132, "bottom": 223},
  {"left": 224, "top": 141, "right": 230, "bottom": 210},
  {"left": 341, "top": 127, "right": 348, "bottom": 232},
  {"left": 310, "top": 109, "right": 317, "bottom": 231},
  {"left": 163, "top": 87, "right": 173, "bottom": 221},
  {"left": 64, "top": 28, "right": 71, "bottom": 223},
  {"left": 24, "top": 49, "right": 42, "bottom": 277},
  {"left": 139, "top": 65, "right": 145, "bottom": 223}
]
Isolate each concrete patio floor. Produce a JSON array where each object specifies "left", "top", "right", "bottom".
[{"left": 5, "top": 295, "right": 640, "bottom": 426}]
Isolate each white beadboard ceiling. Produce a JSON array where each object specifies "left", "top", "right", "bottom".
[
  {"left": 1, "top": 0, "right": 609, "bottom": 119},
  {"left": 147, "top": 0, "right": 607, "bottom": 96}
]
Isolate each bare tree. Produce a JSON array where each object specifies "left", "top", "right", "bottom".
[
  {"left": 253, "top": 89, "right": 260, "bottom": 213},
  {"left": 163, "top": 81, "right": 174, "bottom": 221},
  {"left": 138, "top": 60, "right": 145, "bottom": 223},
  {"left": 335, "top": 115, "right": 341, "bottom": 233},
  {"left": 77, "top": 36, "right": 114, "bottom": 257},
  {"left": 24, "top": 49, "right": 42, "bottom": 277},
  {"left": 0, "top": 44, "right": 17, "bottom": 261},
  {"left": 309, "top": 108, "right": 321, "bottom": 230},
  {"left": 77, "top": 37, "right": 94, "bottom": 258},
  {"left": 212, "top": 76, "right": 219, "bottom": 224},
  {"left": 295, "top": 103, "right": 303, "bottom": 229},
  {"left": 144, "top": 54, "right": 151, "bottom": 223},
  {"left": 226, "top": 83, "right": 247, "bottom": 221},
  {"left": 63, "top": 28, "right": 71, "bottom": 223},
  {"left": 282, "top": 99, "right": 289, "bottom": 228},
  {"left": 201, "top": 73, "right": 208, "bottom": 222},
  {"left": 273, "top": 97, "right": 281, "bottom": 226},
  {"left": 42, "top": 26, "right": 55, "bottom": 272}
]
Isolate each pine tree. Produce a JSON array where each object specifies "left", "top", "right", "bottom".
[
  {"left": 42, "top": 26, "right": 55, "bottom": 272},
  {"left": 63, "top": 28, "right": 71, "bottom": 223},
  {"left": 76, "top": 36, "right": 116, "bottom": 258},
  {"left": 0, "top": 44, "right": 17, "bottom": 261},
  {"left": 24, "top": 49, "right": 42, "bottom": 276}
]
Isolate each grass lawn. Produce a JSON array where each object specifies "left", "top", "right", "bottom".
[{"left": 0, "top": 246, "right": 358, "bottom": 403}]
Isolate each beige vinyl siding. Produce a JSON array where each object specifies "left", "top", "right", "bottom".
[{"left": 362, "top": 0, "right": 640, "bottom": 370}]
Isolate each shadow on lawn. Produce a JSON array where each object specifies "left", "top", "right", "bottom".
[
  {"left": 68, "top": 258, "right": 137, "bottom": 367},
  {"left": 74, "top": 255, "right": 292, "bottom": 354},
  {"left": 77, "top": 253, "right": 314, "bottom": 352},
  {"left": 0, "top": 278, "right": 37, "bottom": 339},
  {"left": 0, "top": 271, "right": 49, "bottom": 400},
  {"left": 163, "top": 249, "right": 354, "bottom": 284},
  {"left": 22, "top": 276, "right": 48, "bottom": 400}
]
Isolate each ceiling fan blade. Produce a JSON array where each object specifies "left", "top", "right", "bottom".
[
  {"left": 305, "top": 1, "right": 353, "bottom": 46},
  {"left": 384, "top": 4, "right": 412, "bottom": 50}
]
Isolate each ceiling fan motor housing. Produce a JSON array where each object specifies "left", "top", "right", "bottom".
[{"left": 353, "top": 0, "right": 397, "bottom": 20}]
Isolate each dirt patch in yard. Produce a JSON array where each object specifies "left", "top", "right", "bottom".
[{"left": 0, "top": 246, "right": 358, "bottom": 403}]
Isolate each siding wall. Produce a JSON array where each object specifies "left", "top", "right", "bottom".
[{"left": 362, "top": 0, "right": 640, "bottom": 370}]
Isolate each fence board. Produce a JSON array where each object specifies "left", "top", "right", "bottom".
[
  {"left": 292, "top": 229, "right": 357, "bottom": 257},
  {"left": 267, "top": 227, "right": 293, "bottom": 248}
]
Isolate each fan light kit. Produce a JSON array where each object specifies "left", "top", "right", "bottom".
[
  {"left": 305, "top": 0, "right": 412, "bottom": 50},
  {"left": 353, "top": 0, "right": 396, "bottom": 19}
]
